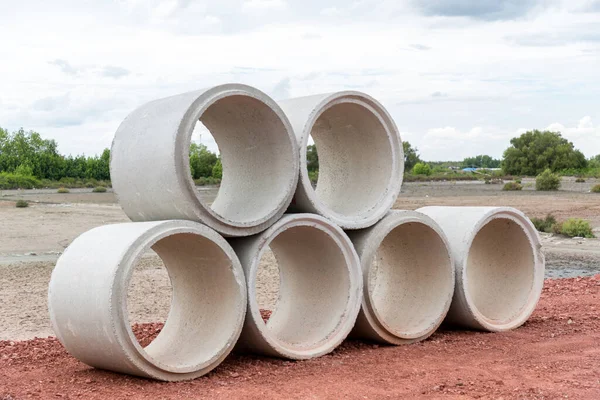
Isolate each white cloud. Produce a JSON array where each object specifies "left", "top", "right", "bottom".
[
  {"left": 242, "top": 0, "right": 287, "bottom": 11},
  {"left": 320, "top": 7, "right": 340, "bottom": 16},
  {"left": 546, "top": 116, "right": 600, "bottom": 156},
  {"left": 0, "top": 0, "right": 599, "bottom": 159}
]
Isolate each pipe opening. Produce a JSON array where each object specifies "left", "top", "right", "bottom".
[
  {"left": 309, "top": 102, "right": 393, "bottom": 217},
  {"left": 255, "top": 247, "right": 280, "bottom": 319},
  {"left": 257, "top": 226, "right": 351, "bottom": 347},
  {"left": 127, "top": 250, "right": 171, "bottom": 346},
  {"left": 466, "top": 218, "right": 535, "bottom": 323},
  {"left": 369, "top": 222, "right": 453, "bottom": 337},
  {"left": 127, "top": 232, "right": 243, "bottom": 372},
  {"left": 189, "top": 121, "right": 220, "bottom": 206},
  {"left": 198, "top": 95, "right": 296, "bottom": 224}
]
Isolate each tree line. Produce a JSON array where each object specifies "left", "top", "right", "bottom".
[
  {"left": 0, "top": 127, "right": 110, "bottom": 181},
  {"left": 2, "top": 126, "right": 598, "bottom": 187},
  {"left": 404, "top": 130, "right": 597, "bottom": 176},
  {"left": 0, "top": 127, "right": 222, "bottom": 185}
]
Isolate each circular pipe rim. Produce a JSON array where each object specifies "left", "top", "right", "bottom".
[
  {"left": 112, "top": 222, "right": 247, "bottom": 380},
  {"left": 461, "top": 208, "right": 544, "bottom": 332},
  {"left": 297, "top": 92, "right": 403, "bottom": 229},
  {"left": 359, "top": 211, "right": 455, "bottom": 344},
  {"left": 177, "top": 84, "right": 299, "bottom": 231},
  {"left": 245, "top": 214, "right": 362, "bottom": 359}
]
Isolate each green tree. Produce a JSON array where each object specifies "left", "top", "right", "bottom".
[
  {"left": 189, "top": 143, "right": 218, "bottom": 178},
  {"left": 306, "top": 144, "right": 319, "bottom": 172},
  {"left": 413, "top": 162, "right": 432, "bottom": 176},
  {"left": 462, "top": 155, "right": 501, "bottom": 169},
  {"left": 212, "top": 158, "right": 222, "bottom": 179},
  {"left": 502, "top": 130, "right": 587, "bottom": 175},
  {"left": 403, "top": 141, "right": 421, "bottom": 171}
]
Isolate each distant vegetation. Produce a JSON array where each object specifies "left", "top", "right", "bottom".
[
  {"left": 0, "top": 126, "right": 222, "bottom": 189},
  {"left": 403, "top": 142, "right": 421, "bottom": 171},
  {"left": 531, "top": 214, "right": 595, "bottom": 238},
  {"left": 502, "top": 181, "right": 522, "bottom": 191},
  {"left": 462, "top": 155, "right": 501, "bottom": 169},
  {"left": 15, "top": 199, "right": 29, "bottom": 208},
  {"left": 1, "top": 126, "right": 598, "bottom": 190},
  {"left": 535, "top": 169, "right": 561, "bottom": 191},
  {"left": 560, "top": 218, "right": 595, "bottom": 238},
  {"left": 530, "top": 214, "right": 558, "bottom": 233},
  {"left": 503, "top": 130, "right": 588, "bottom": 176},
  {"left": 412, "top": 162, "right": 432, "bottom": 176}
]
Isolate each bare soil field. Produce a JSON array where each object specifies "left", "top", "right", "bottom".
[
  {"left": 2, "top": 277, "right": 599, "bottom": 399},
  {"left": 1, "top": 180, "right": 600, "bottom": 398}
]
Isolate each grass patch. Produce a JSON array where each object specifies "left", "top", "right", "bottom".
[
  {"left": 92, "top": 186, "right": 107, "bottom": 193},
  {"left": 560, "top": 218, "right": 595, "bottom": 238},
  {"left": 575, "top": 177, "right": 586, "bottom": 183},
  {"left": 592, "top": 184, "right": 600, "bottom": 193},
  {"left": 57, "top": 187, "right": 70, "bottom": 193},
  {"left": 530, "top": 214, "right": 557, "bottom": 233},
  {"left": 15, "top": 199, "right": 29, "bottom": 208},
  {"left": 502, "top": 181, "right": 522, "bottom": 191}
]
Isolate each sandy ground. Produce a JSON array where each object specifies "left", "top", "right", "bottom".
[
  {"left": 1, "top": 181, "right": 600, "bottom": 341},
  {"left": 1, "top": 277, "right": 599, "bottom": 399},
  {"left": 1, "top": 181, "right": 600, "bottom": 398}
]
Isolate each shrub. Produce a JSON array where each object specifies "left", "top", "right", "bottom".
[
  {"left": 92, "top": 186, "right": 107, "bottom": 193},
  {"left": 575, "top": 177, "right": 586, "bottom": 183},
  {"left": 560, "top": 218, "right": 595, "bottom": 238},
  {"left": 57, "top": 187, "right": 70, "bottom": 193},
  {"left": 530, "top": 214, "right": 557, "bottom": 233},
  {"left": 0, "top": 172, "right": 41, "bottom": 189},
  {"left": 502, "top": 182, "right": 522, "bottom": 191},
  {"left": 551, "top": 222, "right": 563, "bottom": 234},
  {"left": 592, "top": 184, "right": 600, "bottom": 193},
  {"left": 15, "top": 199, "right": 29, "bottom": 208},
  {"left": 515, "top": 178, "right": 522, "bottom": 184},
  {"left": 413, "top": 162, "right": 432, "bottom": 176},
  {"left": 535, "top": 169, "right": 561, "bottom": 191}
]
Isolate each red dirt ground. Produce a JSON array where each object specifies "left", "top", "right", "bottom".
[{"left": 2, "top": 277, "right": 600, "bottom": 399}]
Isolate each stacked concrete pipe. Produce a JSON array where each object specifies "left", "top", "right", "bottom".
[
  {"left": 110, "top": 84, "right": 299, "bottom": 237},
  {"left": 278, "top": 92, "right": 404, "bottom": 229},
  {"left": 46, "top": 83, "right": 545, "bottom": 382},
  {"left": 229, "top": 214, "right": 362, "bottom": 359},
  {"left": 347, "top": 211, "right": 455, "bottom": 344},
  {"left": 48, "top": 220, "right": 246, "bottom": 381},
  {"left": 418, "top": 206, "right": 545, "bottom": 331}
]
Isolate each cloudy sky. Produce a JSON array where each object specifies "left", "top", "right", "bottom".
[{"left": 1, "top": 0, "right": 599, "bottom": 160}]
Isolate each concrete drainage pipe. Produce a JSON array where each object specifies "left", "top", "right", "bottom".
[
  {"left": 278, "top": 92, "right": 403, "bottom": 229},
  {"left": 48, "top": 220, "right": 246, "bottom": 381},
  {"left": 111, "top": 84, "right": 299, "bottom": 237},
  {"left": 347, "top": 211, "right": 455, "bottom": 344},
  {"left": 229, "top": 214, "right": 362, "bottom": 359},
  {"left": 417, "top": 206, "right": 545, "bottom": 332}
]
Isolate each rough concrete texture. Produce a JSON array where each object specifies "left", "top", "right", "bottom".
[
  {"left": 347, "top": 210, "right": 455, "bottom": 344},
  {"left": 229, "top": 214, "right": 362, "bottom": 359},
  {"left": 111, "top": 84, "right": 299, "bottom": 237},
  {"left": 278, "top": 92, "right": 403, "bottom": 229},
  {"left": 417, "top": 206, "right": 545, "bottom": 331},
  {"left": 47, "top": 220, "right": 247, "bottom": 381}
]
